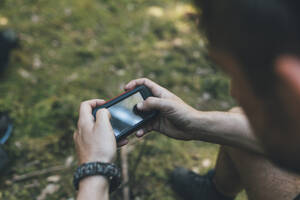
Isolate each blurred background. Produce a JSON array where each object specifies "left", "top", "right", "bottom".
[{"left": 0, "top": 0, "right": 247, "bottom": 199}]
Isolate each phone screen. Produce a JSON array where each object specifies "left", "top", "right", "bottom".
[{"left": 108, "top": 92, "right": 144, "bottom": 137}]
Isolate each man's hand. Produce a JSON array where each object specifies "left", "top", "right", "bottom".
[
  {"left": 124, "top": 78, "right": 265, "bottom": 154},
  {"left": 74, "top": 99, "right": 117, "bottom": 164},
  {"left": 124, "top": 78, "right": 199, "bottom": 140}
]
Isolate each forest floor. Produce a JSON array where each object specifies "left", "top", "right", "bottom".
[{"left": 0, "top": 0, "right": 247, "bottom": 199}]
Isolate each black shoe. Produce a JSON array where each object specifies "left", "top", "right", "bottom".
[
  {"left": 0, "top": 113, "right": 12, "bottom": 171},
  {"left": 0, "top": 29, "right": 19, "bottom": 73},
  {"left": 0, "top": 113, "right": 12, "bottom": 143},
  {"left": 170, "top": 167, "right": 234, "bottom": 200}
]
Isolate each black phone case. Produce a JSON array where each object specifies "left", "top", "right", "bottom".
[{"left": 92, "top": 85, "right": 158, "bottom": 141}]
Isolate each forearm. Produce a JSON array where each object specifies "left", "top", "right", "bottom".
[
  {"left": 77, "top": 176, "right": 109, "bottom": 200},
  {"left": 189, "top": 109, "right": 265, "bottom": 155}
]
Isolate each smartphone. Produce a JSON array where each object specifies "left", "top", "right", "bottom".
[{"left": 92, "top": 85, "right": 158, "bottom": 141}]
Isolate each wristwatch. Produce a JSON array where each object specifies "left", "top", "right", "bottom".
[{"left": 73, "top": 162, "right": 121, "bottom": 193}]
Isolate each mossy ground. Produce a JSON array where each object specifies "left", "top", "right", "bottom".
[{"left": 0, "top": 0, "right": 247, "bottom": 199}]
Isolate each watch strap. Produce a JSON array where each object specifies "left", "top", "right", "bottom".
[{"left": 73, "top": 162, "right": 121, "bottom": 193}]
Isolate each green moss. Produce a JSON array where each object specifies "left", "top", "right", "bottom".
[{"left": 0, "top": 0, "right": 245, "bottom": 199}]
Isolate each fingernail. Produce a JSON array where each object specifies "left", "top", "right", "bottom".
[
  {"left": 137, "top": 130, "right": 143, "bottom": 136},
  {"left": 137, "top": 102, "right": 143, "bottom": 110}
]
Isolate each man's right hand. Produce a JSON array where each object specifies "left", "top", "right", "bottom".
[{"left": 124, "top": 78, "right": 199, "bottom": 140}]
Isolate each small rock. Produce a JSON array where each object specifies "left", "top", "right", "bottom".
[
  {"left": 18, "top": 68, "right": 37, "bottom": 83},
  {"left": 116, "top": 69, "right": 125, "bottom": 76},
  {"left": 198, "top": 40, "right": 205, "bottom": 47},
  {"left": 15, "top": 141, "right": 22, "bottom": 149},
  {"left": 66, "top": 73, "right": 78, "bottom": 82},
  {"left": 193, "top": 51, "right": 201, "bottom": 58},
  {"left": 64, "top": 8, "right": 72, "bottom": 16},
  {"left": 18, "top": 68, "right": 30, "bottom": 79},
  {"left": 31, "top": 15, "right": 39, "bottom": 23},
  {"left": 202, "top": 92, "right": 211, "bottom": 101},
  {"left": 196, "top": 68, "right": 210, "bottom": 75},
  {"left": 172, "top": 38, "right": 183, "bottom": 47},
  {"left": 33, "top": 55, "right": 42, "bottom": 69},
  {"left": 47, "top": 175, "right": 61, "bottom": 183},
  {"left": 65, "top": 156, "right": 74, "bottom": 167}
]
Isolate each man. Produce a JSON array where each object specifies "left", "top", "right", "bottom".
[{"left": 74, "top": 0, "right": 300, "bottom": 199}]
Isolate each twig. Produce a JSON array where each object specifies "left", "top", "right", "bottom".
[
  {"left": 118, "top": 137, "right": 149, "bottom": 191},
  {"left": 129, "top": 137, "right": 149, "bottom": 186},
  {"left": 130, "top": 138, "right": 148, "bottom": 178},
  {"left": 121, "top": 146, "right": 130, "bottom": 200},
  {"left": 11, "top": 164, "right": 72, "bottom": 183}
]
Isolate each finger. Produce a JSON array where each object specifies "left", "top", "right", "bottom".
[
  {"left": 79, "top": 99, "right": 106, "bottom": 112},
  {"left": 78, "top": 99, "right": 106, "bottom": 129},
  {"left": 95, "top": 108, "right": 112, "bottom": 129},
  {"left": 73, "top": 131, "right": 78, "bottom": 141},
  {"left": 136, "top": 125, "right": 153, "bottom": 138},
  {"left": 136, "top": 129, "right": 144, "bottom": 137},
  {"left": 137, "top": 96, "right": 167, "bottom": 112},
  {"left": 117, "top": 139, "right": 129, "bottom": 147},
  {"left": 94, "top": 109, "right": 117, "bottom": 148},
  {"left": 124, "top": 78, "right": 165, "bottom": 97}
]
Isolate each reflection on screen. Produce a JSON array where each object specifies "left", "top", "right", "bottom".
[{"left": 108, "top": 92, "right": 144, "bottom": 137}]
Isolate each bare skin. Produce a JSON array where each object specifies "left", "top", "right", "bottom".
[
  {"left": 215, "top": 146, "right": 300, "bottom": 200},
  {"left": 74, "top": 78, "right": 300, "bottom": 200},
  {"left": 125, "top": 78, "right": 264, "bottom": 154},
  {"left": 214, "top": 109, "right": 300, "bottom": 200},
  {"left": 126, "top": 78, "right": 300, "bottom": 200},
  {"left": 74, "top": 99, "right": 117, "bottom": 200}
]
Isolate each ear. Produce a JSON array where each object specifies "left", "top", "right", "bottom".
[
  {"left": 273, "top": 56, "right": 300, "bottom": 172},
  {"left": 275, "top": 55, "right": 300, "bottom": 97}
]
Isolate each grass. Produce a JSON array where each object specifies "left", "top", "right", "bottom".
[{"left": 0, "top": 0, "right": 247, "bottom": 199}]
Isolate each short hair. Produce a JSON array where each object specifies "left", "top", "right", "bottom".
[{"left": 194, "top": 0, "right": 300, "bottom": 95}]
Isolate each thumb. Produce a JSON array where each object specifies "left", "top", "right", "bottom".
[{"left": 137, "top": 97, "right": 168, "bottom": 112}]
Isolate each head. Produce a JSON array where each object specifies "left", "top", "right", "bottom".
[{"left": 194, "top": 0, "right": 300, "bottom": 172}]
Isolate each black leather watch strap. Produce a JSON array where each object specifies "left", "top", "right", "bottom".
[{"left": 73, "top": 162, "right": 121, "bottom": 193}]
